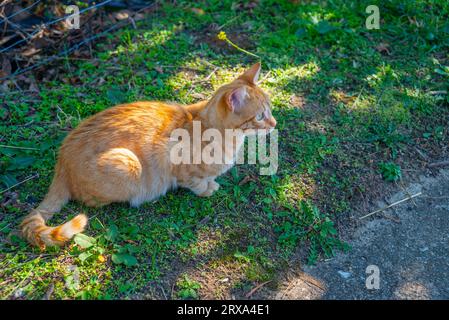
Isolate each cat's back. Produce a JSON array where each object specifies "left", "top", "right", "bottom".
[
  {"left": 61, "top": 101, "right": 191, "bottom": 154},
  {"left": 76, "top": 101, "right": 190, "bottom": 134}
]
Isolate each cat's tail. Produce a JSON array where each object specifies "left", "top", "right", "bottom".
[
  {"left": 20, "top": 167, "right": 88, "bottom": 249},
  {"left": 21, "top": 211, "right": 88, "bottom": 249}
]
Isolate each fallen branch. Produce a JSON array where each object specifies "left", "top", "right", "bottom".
[{"left": 359, "top": 192, "right": 422, "bottom": 220}]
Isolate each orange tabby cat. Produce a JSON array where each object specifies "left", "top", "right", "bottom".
[{"left": 21, "top": 63, "right": 276, "bottom": 248}]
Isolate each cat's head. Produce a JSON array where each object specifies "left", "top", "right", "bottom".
[{"left": 210, "top": 63, "right": 276, "bottom": 135}]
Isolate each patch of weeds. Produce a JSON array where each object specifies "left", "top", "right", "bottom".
[
  {"left": 379, "top": 162, "right": 402, "bottom": 182},
  {"left": 176, "top": 275, "right": 202, "bottom": 299},
  {"left": 366, "top": 121, "right": 406, "bottom": 157},
  {"left": 274, "top": 200, "right": 349, "bottom": 265}
]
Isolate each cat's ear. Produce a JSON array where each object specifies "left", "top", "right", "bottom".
[
  {"left": 238, "top": 62, "right": 261, "bottom": 85},
  {"left": 226, "top": 86, "right": 248, "bottom": 113}
]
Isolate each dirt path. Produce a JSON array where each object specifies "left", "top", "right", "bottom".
[{"left": 270, "top": 169, "right": 449, "bottom": 300}]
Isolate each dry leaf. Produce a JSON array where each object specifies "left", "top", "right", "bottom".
[{"left": 113, "top": 10, "right": 131, "bottom": 20}]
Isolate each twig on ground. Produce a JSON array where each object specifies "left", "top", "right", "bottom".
[
  {"left": 414, "top": 147, "right": 429, "bottom": 161},
  {"left": 0, "top": 173, "right": 39, "bottom": 194},
  {"left": 428, "top": 160, "right": 449, "bottom": 168},
  {"left": 217, "top": 15, "right": 240, "bottom": 30},
  {"left": 245, "top": 280, "right": 272, "bottom": 298},
  {"left": 428, "top": 90, "right": 447, "bottom": 95},
  {"left": 422, "top": 195, "right": 449, "bottom": 200},
  {"left": 398, "top": 181, "right": 418, "bottom": 207},
  {"left": 278, "top": 278, "right": 295, "bottom": 299},
  {"left": 0, "top": 144, "right": 40, "bottom": 150},
  {"left": 298, "top": 272, "right": 326, "bottom": 291},
  {"left": 171, "top": 281, "right": 176, "bottom": 299},
  {"left": 158, "top": 284, "right": 168, "bottom": 300},
  {"left": 258, "top": 70, "right": 272, "bottom": 84},
  {"left": 204, "top": 67, "right": 218, "bottom": 81},
  {"left": 350, "top": 86, "right": 365, "bottom": 109},
  {"left": 201, "top": 59, "right": 221, "bottom": 70},
  {"left": 381, "top": 213, "right": 401, "bottom": 223},
  {"left": 359, "top": 192, "right": 422, "bottom": 220}
]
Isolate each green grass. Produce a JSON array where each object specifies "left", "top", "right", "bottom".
[{"left": 1, "top": 0, "right": 448, "bottom": 299}]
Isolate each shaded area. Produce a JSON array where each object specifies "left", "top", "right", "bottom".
[
  {"left": 270, "top": 169, "right": 449, "bottom": 299},
  {"left": 0, "top": 0, "right": 157, "bottom": 82}
]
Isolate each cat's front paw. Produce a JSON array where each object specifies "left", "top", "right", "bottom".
[
  {"left": 209, "top": 180, "right": 220, "bottom": 192},
  {"left": 199, "top": 180, "right": 220, "bottom": 197}
]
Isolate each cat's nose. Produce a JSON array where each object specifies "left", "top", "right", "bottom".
[{"left": 268, "top": 117, "right": 276, "bottom": 128}]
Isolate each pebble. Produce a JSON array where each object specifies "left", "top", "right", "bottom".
[{"left": 338, "top": 270, "right": 352, "bottom": 279}]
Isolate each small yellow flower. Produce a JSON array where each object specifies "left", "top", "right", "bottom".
[
  {"left": 98, "top": 254, "right": 106, "bottom": 263},
  {"left": 217, "top": 31, "right": 227, "bottom": 41},
  {"left": 216, "top": 30, "right": 260, "bottom": 59}
]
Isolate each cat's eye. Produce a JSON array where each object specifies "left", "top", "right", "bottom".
[{"left": 255, "top": 113, "right": 264, "bottom": 121}]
